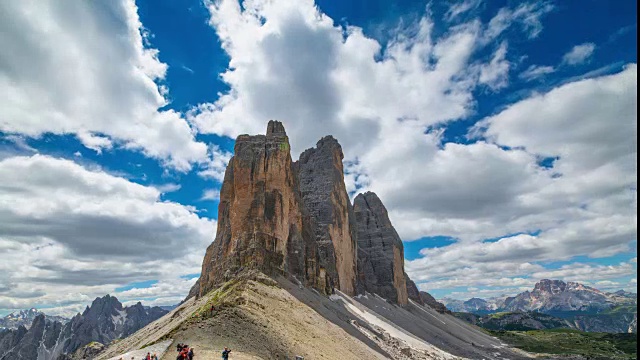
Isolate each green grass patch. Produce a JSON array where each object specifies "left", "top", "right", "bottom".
[
  {"left": 488, "top": 311, "right": 515, "bottom": 319},
  {"left": 141, "top": 277, "right": 248, "bottom": 349},
  {"left": 490, "top": 328, "right": 637, "bottom": 360},
  {"left": 603, "top": 305, "right": 638, "bottom": 315}
]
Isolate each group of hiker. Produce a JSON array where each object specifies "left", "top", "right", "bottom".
[
  {"left": 176, "top": 343, "right": 231, "bottom": 359},
  {"left": 176, "top": 343, "right": 195, "bottom": 359},
  {"left": 119, "top": 353, "right": 158, "bottom": 360},
  {"left": 117, "top": 343, "right": 230, "bottom": 359}
]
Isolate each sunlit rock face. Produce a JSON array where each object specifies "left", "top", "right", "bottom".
[
  {"left": 195, "top": 120, "right": 419, "bottom": 304},
  {"left": 198, "top": 121, "right": 305, "bottom": 297}
]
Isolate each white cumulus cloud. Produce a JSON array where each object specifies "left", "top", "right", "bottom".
[
  {"left": 0, "top": 0, "right": 208, "bottom": 171},
  {"left": 0, "top": 155, "right": 215, "bottom": 315}
]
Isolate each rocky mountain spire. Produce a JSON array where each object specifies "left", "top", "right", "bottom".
[
  {"left": 297, "top": 136, "right": 358, "bottom": 295},
  {"left": 198, "top": 120, "right": 304, "bottom": 296},
  {"left": 193, "top": 121, "right": 420, "bottom": 303},
  {"left": 353, "top": 192, "right": 422, "bottom": 305},
  {"left": 353, "top": 192, "right": 408, "bottom": 304}
]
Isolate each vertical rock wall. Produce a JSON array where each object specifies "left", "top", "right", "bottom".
[
  {"left": 297, "top": 136, "right": 358, "bottom": 295},
  {"left": 194, "top": 121, "right": 420, "bottom": 304},
  {"left": 354, "top": 192, "right": 409, "bottom": 305},
  {"left": 198, "top": 121, "right": 304, "bottom": 296}
]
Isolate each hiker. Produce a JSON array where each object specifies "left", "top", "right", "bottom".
[
  {"left": 188, "top": 347, "right": 195, "bottom": 360},
  {"left": 210, "top": 304, "right": 215, "bottom": 316},
  {"left": 146, "top": 352, "right": 151, "bottom": 360},
  {"left": 176, "top": 343, "right": 185, "bottom": 360},
  {"left": 222, "top": 347, "right": 231, "bottom": 360},
  {"left": 179, "top": 345, "right": 190, "bottom": 360},
  {"left": 152, "top": 354, "right": 158, "bottom": 360}
]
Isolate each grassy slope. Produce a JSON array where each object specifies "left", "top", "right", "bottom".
[{"left": 489, "top": 328, "right": 637, "bottom": 360}]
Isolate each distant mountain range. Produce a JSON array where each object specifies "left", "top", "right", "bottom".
[
  {"left": 0, "top": 309, "right": 68, "bottom": 330},
  {"left": 0, "top": 295, "right": 168, "bottom": 360},
  {"left": 441, "top": 279, "right": 637, "bottom": 333}
]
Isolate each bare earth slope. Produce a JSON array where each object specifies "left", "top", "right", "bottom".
[
  {"left": 97, "top": 272, "right": 387, "bottom": 360},
  {"left": 99, "top": 272, "right": 530, "bottom": 359}
]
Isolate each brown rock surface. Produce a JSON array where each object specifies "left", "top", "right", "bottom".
[
  {"left": 197, "top": 121, "right": 305, "bottom": 296},
  {"left": 194, "top": 121, "right": 359, "bottom": 297}
]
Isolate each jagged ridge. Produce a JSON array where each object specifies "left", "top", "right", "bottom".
[{"left": 0, "top": 295, "right": 167, "bottom": 360}]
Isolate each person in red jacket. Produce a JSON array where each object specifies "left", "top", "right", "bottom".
[{"left": 179, "top": 346, "right": 189, "bottom": 359}]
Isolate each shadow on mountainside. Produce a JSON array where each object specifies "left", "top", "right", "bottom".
[{"left": 278, "top": 275, "right": 531, "bottom": 360}]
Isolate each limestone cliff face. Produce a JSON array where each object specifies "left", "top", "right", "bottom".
[
  {"left": 297, "top": 136, "right": 358, "bottom": 295},
  {"left": 196, "top": 121, "right": 357, "bottom": 297},
  {"left": 194, "top": 121, "right": 419, "bottom": 303},
  {"left": 198, "top": 121, "right": 305, "bottom": 296},
  {"left": 354, "top": 192, "right": 416, "bottom": 305}
]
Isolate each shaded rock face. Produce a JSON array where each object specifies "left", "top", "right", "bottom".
[
  {"left": 404, "top": 275, "right": 424, "bottom": 305},
  {"left": 58, "top": 341, "right": 105, "bottom": 360},
  {"left": 354, "top": 192, "right": 409, "bottom": 305},
  {"left": 297, "top": 136, "right": 358, "bottom": 295},
  {"left": 419, "top": 291, "right": 450, "bottom": 314}
]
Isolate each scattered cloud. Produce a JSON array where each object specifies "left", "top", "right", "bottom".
[
  {"left": 409, "top": 65, "right": 637, "bottom": 294},
  {"left": 519, "top": 64, "right": 556, "bottom": 81},
  {"left": 420, "top": 259, "right": 636, "bottom": 299},
  {"left": 201, "top": 188, "right": 221, "bottom": 201},
  {"left": 2, "top": 135, "right": 37, "bottom": 153},
  {"left": 478, "top": 42, "right": 510, "bottom": 90},
  {"left": 445, "top": 0, "right": 482, "bottom": 22},
  {"left": 197, "top": 145, "right": 233, "bottom": 182},
  {"left": 154, "top": 183, "right": 182, "bottom": 193},
  {"left": 562, "top": 42, "right": 596, "bottom": 65},
  {"left": 484, "top": 2, "right": 554, "bottom": 41}
]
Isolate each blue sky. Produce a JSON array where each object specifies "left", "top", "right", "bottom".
[{"left": 0, "top": 0, "right": 636, "bottom": 316}]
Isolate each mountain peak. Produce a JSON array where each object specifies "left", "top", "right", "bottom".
[
  {"left": 533, "top": 279, "right": 567, "bottom": 294},
  {"left": 266, "top": 120, "right": 286, "bottom": 135}
]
